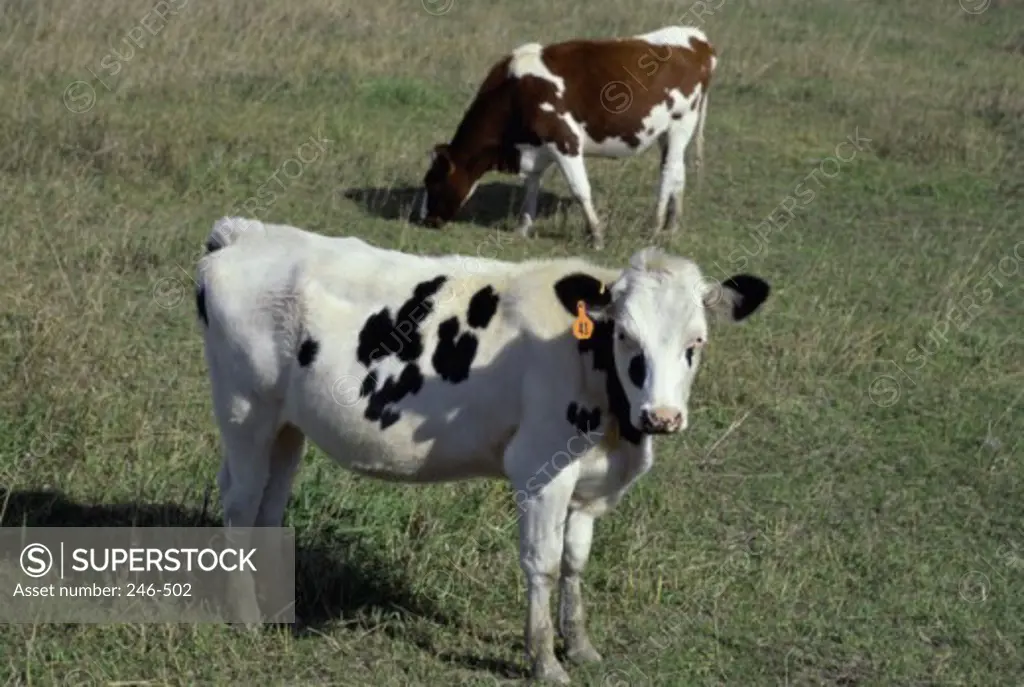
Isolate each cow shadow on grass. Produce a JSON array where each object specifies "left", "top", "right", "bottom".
[
  {"left": 341, "top": 181, "right": 565, "bottom": 229},
  {"left": 0, "top": 488, "right": 528, "bottom": 680},
  {"left": 0, "top": 488, "right": 445, "bottom": 632}
]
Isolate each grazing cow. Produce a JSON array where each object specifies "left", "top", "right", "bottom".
[
  {"left": 196, "top": 217, "right": 770, "bottom": 684},
  {"left": 415, "top": 25, "right": 717, "bottom": 249}
]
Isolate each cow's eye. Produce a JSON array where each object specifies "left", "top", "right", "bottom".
[{"left": 616, "top": 331, "right": 639, "bottom": 350}]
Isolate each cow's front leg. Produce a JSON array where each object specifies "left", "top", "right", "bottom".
[
  {"left": 508, "top": 433, "right": 579, "bottom": 683},
  {"left": 550, "top": 147, "right": 604, "bottom": 250},
  {"left": 516, "top": 153, "right": 552, "bottom": 238},
  {"left": 517, "top": 485, "right": 575, "bottom": 683},
  {"left": 559, "top": 508, "right": 602, "bottom": 664},
  {"left": 517, "top": 171, "right": 544, "bottom": 238}
]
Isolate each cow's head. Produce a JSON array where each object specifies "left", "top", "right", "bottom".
[
  {"left": 558, "top": 248, "right": 771, "bottom": 438},
  {"left": 414, "top": 144, "right": 477, "bottom": 228}
]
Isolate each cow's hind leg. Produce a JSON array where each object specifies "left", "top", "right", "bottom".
[
  {"left": 559, "top": 508, "right": 602, "bottom": 664},
  {"left": 255, "top": 424, "right": 305, "bottom": 527},
  {"left": 212, "top": 388, "right": 283, "bottom": 627},
  {"left": 253, "top": 424, "right": 306, "bottom": 623}
]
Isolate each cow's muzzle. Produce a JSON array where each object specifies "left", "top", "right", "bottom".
[{"left": 639, "top": 407, "right": 686, "bottom": 434}]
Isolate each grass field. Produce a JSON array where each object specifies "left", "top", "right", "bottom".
[{"left": 2, "top": 0, "right": 1023, "bottom": 684}]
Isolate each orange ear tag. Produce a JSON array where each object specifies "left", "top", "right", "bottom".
[{"left": 572, "top": 301, "right": 594, "bottom": 340}]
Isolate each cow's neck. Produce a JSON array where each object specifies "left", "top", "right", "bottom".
[
  {"left": 448, "top": 97, "right": 512, "bottom": 183},
  {"left": 447, "top": 138, "right": 502, "bottom": 185}
]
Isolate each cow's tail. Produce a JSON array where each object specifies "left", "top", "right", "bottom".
[
  {"left": 195, "top": 216, "right": 262, "bottom": 330},
  {"left": 693, "top": 90, "right": 709, "bottom": 190},
  {"left": 692, "top": 48, "right": 716, "bottom": 190}
]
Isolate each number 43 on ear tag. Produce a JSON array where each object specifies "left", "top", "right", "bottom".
[{"left": 572, "top": 301, "right": 594, "bottom": 340}]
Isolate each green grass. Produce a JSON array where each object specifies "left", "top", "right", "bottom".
[{"left": 2, "top": 0, "right": 1023, "bottom": 684}]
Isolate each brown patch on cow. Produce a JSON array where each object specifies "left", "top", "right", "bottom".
[
  {"left": 420, "top": 31, "right": 716, "bottom": 225},
  {"left": 539, "top": 36, "right": 714, "bottom": 142}
]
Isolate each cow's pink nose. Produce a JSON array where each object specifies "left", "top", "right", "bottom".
[{"left": 639, "top": 407, "right": 684, "bottom": 434}]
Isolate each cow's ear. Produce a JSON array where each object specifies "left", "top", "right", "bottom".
[
  {"left": 703, "top": 274, "right": 771, "bottom": 322},
  {"left": 554, "top": 272, "right": 614, "bottom": 319}
]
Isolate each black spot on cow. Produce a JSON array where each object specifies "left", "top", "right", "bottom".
[
  {"left": 566, "top": 402, "right": 601, "bottom": 435},
  {"left": 297, "top": 337, "right": 320, "bottom": 367},
  {"left": 628, "top": 354, "right": 646, "bottom": 387},
  {"left": 363, "top": 364, "right": 425, "bottom": 430},
  {"left": 195, "top": 285, "right": 208, "bottom": 326},
  {"left": 205, "top": 239, "right": 221, "bottom": 253},
  {"left": 359, "top": 372, "right": 376, "bottom": 398},
  {"left": 685, "top": 347, "right": 695, "bottom": 367},
  {"left": 467, "top": 286, "right": 500, "bottom": 329},
  {"left": 432, "top": 317, "right": 478, "bottom": 383},
  {"left": 353, "top": 275, "right": 448, "bottom": 430},
  {"left": 577, "top": 320, "right": 643, "bottom": 446},
  {"left": 356, "top": 275, "right": 448, "bottom": 366},
  {"left": 400, "top": 363, "right": 425, "bottom": 395},
  {"left": 671, "top": 112, "right": 682, "bottom": 120},
  {"left": 356, "top": 310, "right": 396, "bottom": 366},
  {"left": 553, "top": 273, "right": 612, "bottom": 318}
]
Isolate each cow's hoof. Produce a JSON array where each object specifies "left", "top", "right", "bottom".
[
  {"left": 566, "top": 641, "right": 603, "bottom": 664},
  {"left": 532, "top": 659, "right": 571, "bottom": 684}
]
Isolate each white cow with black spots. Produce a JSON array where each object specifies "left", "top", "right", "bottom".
[{"left": 195, "top": 216, "right": 771, "bottom": 683}]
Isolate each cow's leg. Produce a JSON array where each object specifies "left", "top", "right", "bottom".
[
  {"left": 516, "top": 156, "right": 553, "bottom": 238},
  {"left": 550, "top": 149, "right": 604, "bottom": 250},
  {"left": 254, "top": 424, "right": 305, "bottom": 527},
  {"left": 253, "top": 423, "right": 306, "bottom": 623},
  {"left": 558, "top": 508, "right": 602, "bottom": 664},
  {"left": 654, "top": 127, "right": 688, "bottom": 235},
  {"left": 216, "top": 426, "right": 274, "bottom": 627},
  {"left": 210, "top": 374, "right": 280, "bottom": 627},
  {"left": 505, "top": 432, "right": 578, "bottom": 683},
  {"left": 518, "top": 487, "right": 575, "bottom": 684},
  {"left": 653, "top": 136, "right": 671, "bottom": 234}
]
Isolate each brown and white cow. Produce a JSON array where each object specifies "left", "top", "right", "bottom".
[{"left": 415, "top": 26, "right": 717, "bottom": 250}]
